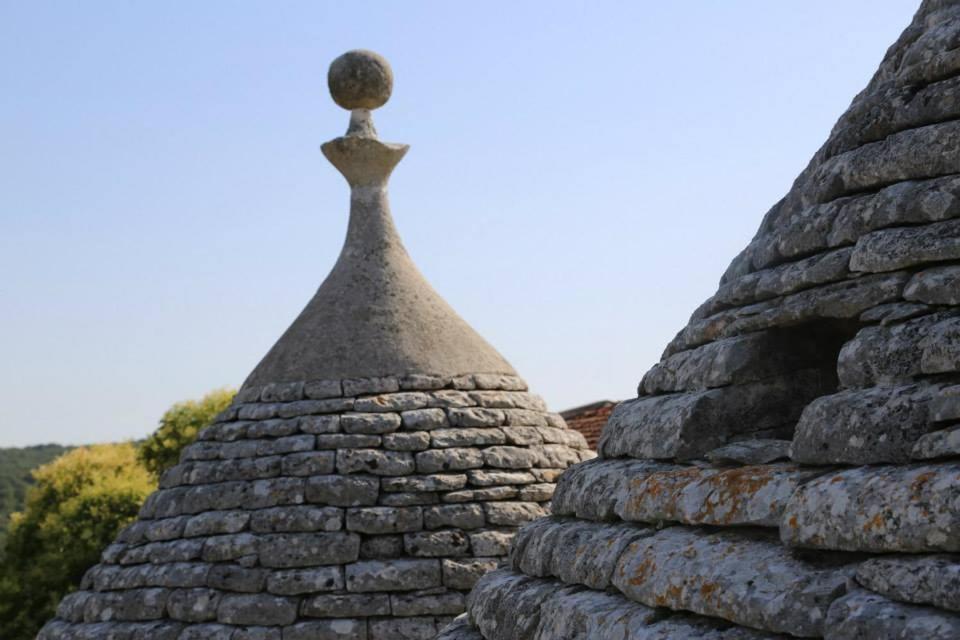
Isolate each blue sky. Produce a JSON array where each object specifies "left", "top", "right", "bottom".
[{"left": 1, "top": 1, "right": 918, "bottom": 447}]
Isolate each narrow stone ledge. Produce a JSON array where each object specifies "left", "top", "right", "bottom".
[
  {"left": 825, "top": 589, "right": 960, "bottom": 640},
  {"left": 856, "top": 554, "right": 960, "bottom": 612},
  {"left": 781, "top": 463, "right": 960, "bottom": 553},
  {"left": 611, "top": 528, "right": 853, "bottom": 637}
]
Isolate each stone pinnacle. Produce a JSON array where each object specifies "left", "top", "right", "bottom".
[{"left": 328, "top": 49, "right": 393, "bottom": 138}]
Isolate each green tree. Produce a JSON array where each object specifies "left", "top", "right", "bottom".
[
  {"left": 0, "top": 443, "right": 154, "bottom": 640},
  {"left": 138, "top": 387, "right": 236, "bottom": 477}
]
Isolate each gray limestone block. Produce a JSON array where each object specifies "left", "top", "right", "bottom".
[
  {"left": 445, "top": 486, "right": 518, "bottom": 503},
  {"left": 468, "top": 530, "right": 515, "bottom": 557},
  {"left": 283, "top": 620, "right": 367, "bottom": 640},
  {"left": 382, "top": 431, "right": 431, "bottom": 451},
  {"left": 860, "top": 301, "right": 934, "bottom": 325},
  {"left": 148, "top": 563, "right": 212, "bottom": 589},
  {"left": 178, "top": 623, "right": 236, "bottom": 640},
  {"left": 468, "top": 391, "right": 547, "bottom": 411},
  {"left": 825, "top": 589, "right": 960, "bottom": 640},
  {"left": 467, "top": 469, "right": 535, "bottom": 486},
  {"left": 471, "top": 374, "right": 527, "bottom": 391},
  {"left": 246, "top": 478, "right": 306, "bottom": 509},
  {"left": 235, "top": 627, "right": 281, "bottom": 640},
  {"left": 391, "top": 591, "right": 465, "bottom": 616},
  {"left": 481, "top": 446, "right": 537, "bottom": 469},
  {"left": 381, "top": 474, "right": 467, "bottom": 492},
  {"left": 299, "top": 415, "right": 341, "bottom": 435},
  {"left": 257, "top": 434, "right": 316, "bottom": 456},
  {"left": 345, "top": 558, "right": 442, "bottom": 592},
  {"left": 264, "top": 566, "right": 343, "bottom": 595},
  {"left": 513, "top": 517, "right": 653, "bottom": 590},
  {"left": 933, "top": 385, "right": 960, "bottom": 422},
  {"left": 379, "top": 491, "right": 439, "bottom": 507},
  {"left": 180, "top": 482, "right": 245, "bottom": 514},
  {"left": 905, "top": 265, "right": 960, "bottom": 305},
  {"left": 424, "top": 504, "right": 485, "bottom": 530},
  {"left": 442, "top": 558, "right": 499, "bottom": 590},
  {"left": 435, "top": 616, "right": 483, "bottom": 640},
  {"left": 248, "top": 418, "right": 301, "bottom": 438},
  {"left": 202, "top": 533, "right": 259, "bottom": 562},
  {"left": 483, "top": 502, "right": 545, "bottom": 527},
  {"left": 837, "top": 313, "right": 956, "bottom": 387},
  {"left": 536, "top": 426, "right": 587, "bottom": 448},
  {"left": 705, "top": 440, "right": 792, "bottom": 465},
  {"left": 281, "top": 451, "right": 336, "bottom": 476},
  {"left": 430, "top": 428, "right": 506, "bottom": 448},
  {"left": 921, "top": 316, "right": 960, "bottom": 374},
  {"left": 180, "top": 442, "right": 222, "bottom": 462},
  {"left": 83, "top": 588, "right": 171, "bottom": 622},
  {"left": 301, "top": 593, "right": 390, "bottom": 617},
  {"left": 502, "top": 409, "right": 548, "bottom": 427},
  {"left": 531, "top": 444, "right": 582, "bottom": 469},
  {"left": 416, "top": 448, "right": 484, "bottom": 473},
  {"left": 57, "top": 592, "right": 92, "bottom": 623},
  {"left": 427, "top": 391, "right": 477, "bottom": 409},
  {"left": 343, "top": 376, "right": 400, "bottom": 396},
  {"left": 345, "top": 506, "right": 423, "bottom": 534},
  {"left": 667, "top": 272, "right": 908, "bottom": 357},
  {"left": 249, "top": 506, "right": 343, "bottom": 533},
  {"left": 239, "top": 403, "right": 281, "bottom": 421},
  {"left": 518, "top": 483, "right": 554, "bottom": 501},
  {"left": 304, "top": 379, "right": 343, "bottom": 399},
  {"left": 206, "top": 564, "right": 267, "bottom": 593},
  {"left": 400, "top": 374, "right": 450, "bottom": 391},
  {"left": 781, "top": 463, "right": 960, "bottom": 552},
  {"left": 551, "top": 458, "right": 680, "bottom": 522},
  {"left": 601, "top": 373, "right": 827, "bottom": 461},
  {"left": 791, "top": 383, "right": 947, "bottom": 465},
  {"left": 277, "top": 399, "right": 354, "bottom": 419},
  {"left": 810, "top": 120, "right": 960, "bottom": 205},
  {"left": 642, "top": 330, "right": 830, "bottom": 395},
  {"left": 336, "top": 449, "right": 415, "bottom": 476},
  {"left": 315, "top": 434, "right": 380, "bottom": 449},
  {"left": 368, "top": 617, "right": 437, "bottom": 640},
  {"left": 165, "top": 588, "right": 221, "bottom": 622},
  {"left": 500, "top": 426, "right": 543, "bottom": 446},
  {"left": 144, "top": 516, "right": 189, "bottom": 542},
  {"left": 216, "top": 594, "right": 297, "bottom": 626},
  {"left": 856, "top": 554, "right": 960, "bottom": 612},
  {"left": 359, "top": 534, "right": 405, "bottom": 558},
  {"left": 532, "top": 587, "right": 660, "bottom": 640},
  {"left": 402, "top": 408, "right": 450, "bottom": 430},
  {"left": 405, "top": 530, "right": 470, "bottom": 557},
  {"left": 341, "top": 412, "right": 402, "bottom": 435},
  {"left": 913, "top": 425, "right": 960, "bottom": 460},
  {"left": 448, "top": 408, "right": 505, "bottom": 427},
  {"left": 851, "top": 218, "right": 960, "bottom": 273},
  {"left": 353, "top": 392, "right": 431, "bottom": 412},
  {"left": 466, "top": 569, "right": 566, "bottom": 640},
  {"left": 219, "top": 440, "right": 261, "bottom": 459},
  {"left": 258, "top": 532, "right": 361, "bottom": 568},
  {"left": 612, "top": 528, "right": 853, "bottom": 637}
]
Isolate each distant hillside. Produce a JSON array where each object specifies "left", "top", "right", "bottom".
[{"left": 0, "top": 445, "right": 71, "bottom": 544}]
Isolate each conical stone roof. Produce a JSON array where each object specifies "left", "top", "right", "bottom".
[
  {"left": 38, "top": 50, "right": 591, "bottom": 640},
  {"left": 447, "top": 2, "right": 960, "bottom": 639}
]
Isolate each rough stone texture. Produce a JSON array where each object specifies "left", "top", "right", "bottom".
[{"left": 448, "top": 3, "right": 960, "bottom": 639}]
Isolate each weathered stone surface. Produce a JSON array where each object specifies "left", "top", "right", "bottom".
[
  {"left": 512, "top": 518, "right": 651, "bottom": 589},
  {"left": 933, "top": 385, "right": 960, "bottom": 423},
  {"left": 345, "top": 559, "right": 441, "bottom": 592},
  {"left": 825, "top": 590, "right": 960, "bottom": 640},
  {"left": 435, "top": 616, "right": 483, "bottom": 640},
  {"left": 641, "top": 331, "right": 829, "bottom": 395},
  {"left": 602, "top": 372, "right": 831, "bottom": 460},
  {"left": 336, "top": 449, "right": 415, "bottom": 475},
  {"left": 431, "top": 429, "right": 506, "bottom": 448},
  {"left": 405, "top": 530, "right": 470, "bottom": 557},
  {"left": 920, "top": 316, "right": 960, "bottom": 374},
  {"left": 305, "top": 475, "right": 379, "bottom": 506},
  {"left": 612, "top": 528, "right": 852, "bottom": 636},
  {"left": 424, "top": 504, "right": 485, "bottom": 530},
  {"left": 782, "top": 463, "right": 960, "bottom": 552},
  {"left": 368, "top": 617, "right": 437, "bottom": 640},
  {"left": 259, "top": 533, "right": 360, "bottom": 567},
  {"left": 484, "top": 502, "right": 545, "bottom": 526},
  {"left": 468, "top": 530, "right": 515, "bottom": 557},
  {"left": 442, "top": 558, "right": 499, "bottom": 590},
  {"left": 391, "top": 591, "right": 464, "bottom": 616},
  {"left": 913, "top": 425, "right": 960, "bottom": 460},
  {"left": 856, "top": 554, "right": 960, "bottom": 612},
  {"left": 250, "top": 506, "right": 343, "bottom": 533},
  {"left": 416, "top": 448, "right": 484, "bottom": 473},
  {"left": 851, "top": 218, "right": 960, "bottom": 273},
  {"left": 346, "top": 506, "right": 423, "bottom": 534},
  {"left": 217, "top": 594, "right": 297, "bottom": 626},
  {"left": 705, "top": 440, "right": 792, "bottom": 466},
  {"left": 302, "top": 593, "right": 390, "bottom": 617},
  {"left": 466, "top": 570, "right": 566, "bottom": 640},
  {"left": 906, "top": 265, "right": 960, "bottom": 305},
  {"left": 265, "top": 566, "right": 343, "bottom": 595},
  {"left": 283, "top": 619, "right": 367, "bottom": 640},
  {"left": 551, "top": 458, "right": 679, "bottom": 521},
  {"left": 791, "top": 383, "right": 947, "bottom": 464},
  {"left": 341, "top": 412, "right": 402, "bottom": 434}
]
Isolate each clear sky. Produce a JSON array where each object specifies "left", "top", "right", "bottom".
[{"left": 1, "top": 1, "right": 919, "bottom": 447}]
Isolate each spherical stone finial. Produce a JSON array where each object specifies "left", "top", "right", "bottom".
[{"left": 328, "top": 49, "right": 393, "bottom": 111}]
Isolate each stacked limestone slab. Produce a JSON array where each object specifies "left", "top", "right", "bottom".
[
  {"left": 451, "top": 1, "right": 960, "bottom": 638},
  {"left": 37, "top": 51, "right": 590, "bottom": 640}
]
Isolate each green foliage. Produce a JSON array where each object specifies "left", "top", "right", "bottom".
[
  {"left": 0, "top": 443, "right": 154, "bottom": 640},
  {"left": 0, "top": 444, "right": 71, "bottom": 546},
  {"left": 138, "top": 388, "right": 236, "bottom": 477}
]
